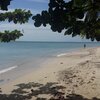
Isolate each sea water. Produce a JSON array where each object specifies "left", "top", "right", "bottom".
[{"left": 0, "top": 41, "right": 100, "bottom": 82}]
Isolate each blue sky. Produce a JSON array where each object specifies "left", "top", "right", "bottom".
[{"left": 0, "top": 0, "right": 90, "bottom": 42}]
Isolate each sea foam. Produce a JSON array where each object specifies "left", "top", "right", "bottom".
[
  {"left": 0, "top": 65, "right": 18, "bottom": 74},
  {"left": 57, "top": 53, "right": 67, "bottom": 57}
]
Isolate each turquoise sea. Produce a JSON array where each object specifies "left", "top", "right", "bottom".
[{"left": 0, "top": 41, "right": 100, "bottom": 83}]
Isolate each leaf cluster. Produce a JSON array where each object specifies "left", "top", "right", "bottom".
[
  {"left": 0, "top": 0, "right": 33, "bottom": 42},
  {"left": 33, "top": 0, "right": 100, "bottom": 41},
  {"left": 0, "top": 30, "right": 23, "bottom": 42},
  {"left": 0, "top": 0, "right": 11, "bottom": 10},
  {"left": 0, "top": 9, "right": 32, "bottom": 42},
  {"left": 0, "top": 9, "right": 32, "bottom": 24}
]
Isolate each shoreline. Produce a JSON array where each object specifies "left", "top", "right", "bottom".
[
  {"left": 0, "top": 47, "right": 82, "bottom": 85},
  {"left": 0, "top": 47, "right": 100, "bottom": 99},
  {"left": 0, "top": 57, "right": 48, "bottom": 86}
]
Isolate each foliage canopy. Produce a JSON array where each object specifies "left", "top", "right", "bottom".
[
  {"left": 0, "top": 0, "right": 100, "bottom": 42},
  {"left": 33, "top": 0, "right": 100, "bottom": 41},
  {"left": 0, "top": 0, "right": 32, "bottom": 42}
]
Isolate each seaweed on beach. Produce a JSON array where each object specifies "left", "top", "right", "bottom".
[{"left": 0, "top": 82, "right": 100, "bottom": 100}]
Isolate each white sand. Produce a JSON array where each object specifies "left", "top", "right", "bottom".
[{"left": 0, "top": 47, "right": 100, "bottom": 99}]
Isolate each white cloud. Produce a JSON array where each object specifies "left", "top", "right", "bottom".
[
  {"left": 27, "top": 9, "right": 42, "bottom": 15},
  {"left": 0, "top": 23, "right": 50, "bottom": 31},
  {"left": 0, "top": 23, "right": 88, "bottom": 42},
  {"left": 0, "top": 9, "right": 15, "bottom": 13},
  {"left": 0, "top": 23, "right": 66, "bottom": 41}
]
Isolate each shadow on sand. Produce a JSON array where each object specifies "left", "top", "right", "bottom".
[{"left": 0, "top": 82, "right": 100, "bottom": 100}]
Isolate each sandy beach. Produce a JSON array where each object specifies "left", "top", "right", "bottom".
[{"left": 0, "top": 47, "right": 100, "bottom": 100}]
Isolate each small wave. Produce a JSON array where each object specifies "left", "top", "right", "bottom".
[
  {"left": 57, "top": 53, "right": 67, "bottom": 57},
  {"left": 0, "top": 65, "right": 18, "bottom": 74}
]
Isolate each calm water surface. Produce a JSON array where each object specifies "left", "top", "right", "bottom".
[{"left": 0, "top": 41, "right": 100, "bottom": 72}]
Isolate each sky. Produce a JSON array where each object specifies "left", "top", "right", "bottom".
[{"left": 0, "top": 0, "right": 91, "bottom": 42}]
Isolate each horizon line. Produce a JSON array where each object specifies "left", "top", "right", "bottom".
[{"left": 15, "top": 41, "right": 96, "bottom": 43}]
